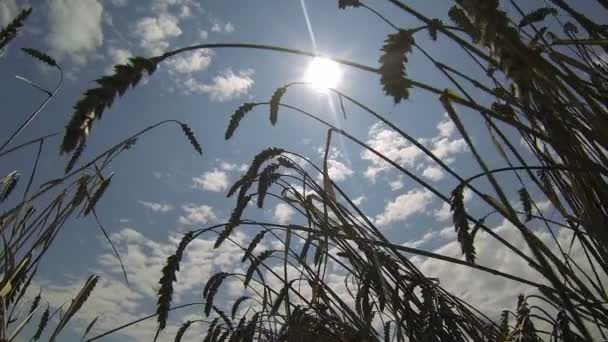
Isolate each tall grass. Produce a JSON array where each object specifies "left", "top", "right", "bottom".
[
  {"left": 18, "top": 0, "right": 608, "bottom": 340},
  {"left": 0, "top": 8, "right": 204, "bottom": 341}
]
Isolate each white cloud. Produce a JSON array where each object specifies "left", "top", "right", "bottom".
[
  {"left": 362, "top": 123, "right": 422, "bottom": 181},
  {"left": 183, "top": 69, "right": 254, "bottom": 102},
  {"left": 352, "top": 196, "right": 366, "bottom": 206},
  {"left": 274, "top": 203, "right": 295, "bottom": 225},
  {"left": 36, "top": 227, "right": 251, "bottom": 340},
  {"left": 413, "top": 220, "right": 604, "bottom": 327},
  {"left": 210, "top": 20, "right": 235, "bottom": 34},
  {"left": 434, "top": 202, "right": 452, "bottom": 222},
  {"left": 429, "top": 116, "right": 467, "bottom": 162},
  {"left": 324, "top": 159, "right": 354, "bottom": 182},
  {"left": 389, "top": 177, "right": 404, "bottom": 191},
  {"left": 375, "top": 189, "right": 433, "bottom": 226},
  {"left": 224, "top": 22, "right": 235, "bottom": 33},
  {"left": 138, "top": 200, "right": 173, "bottom": 213},
  {"left": 165, "top": 49, "right": 212, "bottom": 74},
  {"left": 179, "top": 203, "right": 218, "bottom": 225},
  {"left": 133, "top": 13, "right": 181, "bottom": 55},
  {"left": 192, "top": 169, "right": 229, "bottom": 192},
  {"left": 422, "top": 166, "right": 445, "bottom": 181},
  {"left": 437, "top": 117, "right": 455, "bottom": 137},
  {"left": 47, "top": 0, "right": 104, "bottom": 64},
  {"left": 219, "top": 161, "right": 248, "bottom": 172}
]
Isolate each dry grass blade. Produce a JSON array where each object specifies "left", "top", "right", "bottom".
[
  {"left": 448, "top": 6, "right": 480, "bottom": 43},
  {"left": 180, "top": 124, "right": 203, "bottom": 155},
  {"left": 0, "top": 171, "right": 19, "bottom": 203},
  {"left": 29, "top": 291, "right": 41, "bottom": 315},
  {"left": 21, "top": 48, "right": 58, "bottom": 68},
  {"left": 214, "top": 195, "right": 251, "bottom": 248},
  {"left": 244, "top": 250, "right": 274, "bottom": 289},
  {"left": 49, "top": 275, "right": 99, "bottom": 341},
  {"left": 83, "top": 175, "right": 113, "bottom": 216},
  {"left": 227, "top": 147, "right": 284, "bottom": 199},
  {"left": 323, "top": 130, "right": 337, "bottom": 203},
  {"left": 519, "top": 7, "right": 557, "bottom": 28},
  {"left": 0, "top": 255, "right": 30, "bottom": 298},
  {"left": 450, "top": 185, "right": 476, "bottom": 263},
  {"left": 213, "top": 306, "right": 233, "bottom": 330},
  {"left": 65, "top": 142, "right": 85, "bottom": 174},
  {"left": 518, "top": 188, "right": 532, "bottom": 222},
  {"left": 32, "top": 305, "right": 49, "bottom": 341},
  {"left": 176, "top": 231, "right": 194, "bottom": 261},
  {"left": 225, "top": 103, "right": 256, "bottom": 140},
  {"left": 256, "top": 163, "right": 280, "bottom": 208},
  {"left": 338, "top": 0, "right": 361, "bottom": 9},
  {"left": 0, "top": 7, "right": 32, "bottom": 50},
  {"left": 174, "top": 320, "right": 192, "bottom": 342},
  {"left": 242, "top": 230, "right": 268, "bottom": 262},
  {"left": 270, "top": 87, "right": 286, "bottom": 125},
  {"left": 61, "top": 57, "right": 159, "bottom": 153},
  {"left": 156, "top": 255, "right": 180, "bottom": 332},
  {"left": 231, "top": 296, "right": 251, "bottom": 319},
  {"left": 80, "top": 316, "right": 98, "bottom": 341},
  {"left": 379, "top": 29, "right": 414, "bottom": 103},
  {"left": 204, "top": 273, "right": 228, "bottom": 316}
]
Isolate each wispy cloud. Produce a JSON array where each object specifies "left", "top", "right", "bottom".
[
  {"left": 192, "top": 169, "right": 229, "bottom": 192},
  {"left": 48, "top": 0, "right": 104, "bottom": 64},
  {"left": 138, "top": 200, "right": 173, "bottom": 213},
  {"left": 183, "top": 69, "right": 254, "bottom": 101},
  {"left": 179, "top": 203, "right": 218, "bottom": 225},
  {"left": 375, "top": 189, "right": 433, "bottom": 226},
  {"left": 273, "top": 203, "right": 295, "bottom": 225}
]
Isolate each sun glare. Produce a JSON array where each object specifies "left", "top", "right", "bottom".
[{"left": 304, "top": 57, "right": 342, "bottom": 92}]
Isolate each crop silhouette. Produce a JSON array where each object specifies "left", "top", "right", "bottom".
[
  {"left": 76, "top": 1, "right": 608, "bottom": 340},
  {"left": 0, "top": 8, "right": 204, "bottom": 341},
  {"left": 4, "top": 0, "right": 608, "bottom": 341}
]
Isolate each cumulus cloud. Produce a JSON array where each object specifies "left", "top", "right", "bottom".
[
  {"left": 361, "top": 116, "right": 468, "bottom": 184},
  {"left": 192, "top": 169, "right": 229, "bottom": 192},
  {"left": 362, "top": 123, "right": 423, "bottom": 181},
  {"left": 219, "top": 161, "right": 248, "bottom": 172},
  {"left": 274, "top": 203, "right": 295, "bottom": 225},
  {"left": 183, "top": 69, "right": 254, "bottom": 101},
  {"left": 422, "top": 166, "right": 445, "bottom": 181},
  {"left": 413, "top": 220, "right": 603, "bottom": 325},
  {"left": 133, "top": 13, "right": 181, "bottom": 55},
  {"left": 138, "top": 200, "right": 173, "bottom": 213},
  {"left": 211, "top": 21, "right": 235, "bottom": 33},
  {"left": 36, "top": 227, "right": 251, "bottom": 340},
  {"left": 389, "top": 177, "right": 404, "bottom": 191},
  {"left": 179, "top": 203, "right": 218, "bottom": 225},
  {"left": 375, "top": 189, "right": 433, "bottom": 226},
  {"left": 47, "top": 0, "right": 104, "bottom": 64},
  {"left": 352, "top": 196, "right": 366, "bottom": 206},
  {"left": 402, "top": 226, "right": 455, "bottom": 249},
  {"left": 429, "top": 116, "right": 467, "bottom": 163},
  {"left": 165, "top": 49, "right": 212, "bottom": 74}
]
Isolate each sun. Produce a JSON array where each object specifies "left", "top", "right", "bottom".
[{"left": 304, "top": 57, "right": 342, "bottom": 92}]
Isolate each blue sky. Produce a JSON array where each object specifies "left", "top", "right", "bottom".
[{"left": 1, "top": 0, "right": 602, "bottom": 341}]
